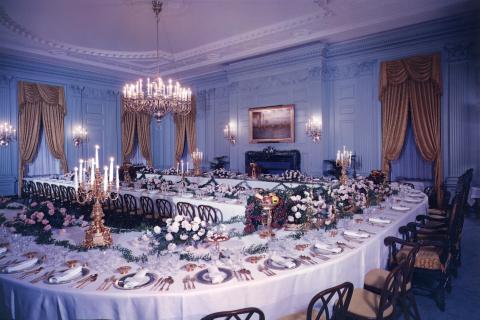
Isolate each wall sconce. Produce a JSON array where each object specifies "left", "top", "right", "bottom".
[
  {"left": 73, "top": 125, "right": 88, "bottom": 147},
  {"left": 0, "top": 122, "right": 16, "bottom": 147},
  {"left": 223, "top": 122, "right": 236, "bottom": 145},
  {"left": 305, "top": 116, "right": 322, "bottom": 143}
]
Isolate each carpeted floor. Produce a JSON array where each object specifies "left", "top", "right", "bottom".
[{"left": 412, "top": 214, "right": 480, "bottom": 320}]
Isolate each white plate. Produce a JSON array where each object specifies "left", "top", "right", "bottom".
[{"left": 391, "top": 205, "right": 410, "bottom": 211}]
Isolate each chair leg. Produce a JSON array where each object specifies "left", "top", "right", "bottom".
[
  {"left": 400, "top": 296, "right": 410, "bottom": 320},
  {"left": 407, "top": 292, "right": 421, "bottom": 320},
  {"left": 434, "top": 285, "right": 446, "bottom": 311}
]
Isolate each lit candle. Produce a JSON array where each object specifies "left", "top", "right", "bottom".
[
  {"left": 74, "top": 167, "right": 78, "bottom": 191},
  {"left": 186, "top": 161, "right": 189, "bottom": 173},
  {"left": 176, "top": 162, "right": 179, "bottom": 174},
  {"left": 115, "top": 165, "right": 120, "bottom": 190},
  {"left": 103, "top": 166, "right": 108, "bottom": 192},
  {"left": 79, "top": 159, "right": 83, "bottom": 183},
  {"left": 109, "top": 157, "right": 114, "bottom": 183},
  {"left": 181, "top": 160, "right": 184, "bottom": 174},
  {"left": 90, "top": 158, "right": 95, "bottom": 185},
  {"left": 95, "top": 145, "right": 100, "bottom": 168}
]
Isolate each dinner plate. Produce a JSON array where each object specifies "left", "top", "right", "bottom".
[
  {"left": 312, "top": 245, "right": 343, "bottom": 255},
  {"left": 45, "top": 267, "right": 90, "bottom": 285},
  {"left": 404, "top": 198, "right": 422, "bottom": 204},
  {"left": 203, "top": 196, "right": 214, "bottom": 201},
  {"left": 391, "top": 205, "right": 410, "bottom": 212},
  {"left": 0, "top": 258, "right": 43, "bottom": 274},
  {"left": 147, "top": 190, "right": 159, "bottom": 195},
  {"left": 195, "top": 267, "right": 233, "bottom": 285},
  {"left": 114, "top": 272, "right": 157, "bottom": 290},
  {"left": 343, "top": 231, "right": 370, "bottom": 239},
  {"left": 264, "top": 256, "right": 301, "bottom": 270}
]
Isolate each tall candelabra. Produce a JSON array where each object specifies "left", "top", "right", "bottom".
[
  {"left": 191, "top": 148, "right": 203, "bottom": 176},
  {"left": 336, "top": 146, "right": 352, "bottom": 185},
  {"left": 74, "top": 145, "right": 119, "bottom": 248}
]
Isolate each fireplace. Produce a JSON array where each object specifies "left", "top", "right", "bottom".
[{"left": 245, "top": 146, "right": 301, "bottom": 174}]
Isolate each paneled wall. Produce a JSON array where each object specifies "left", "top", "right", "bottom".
[{"left": 191, "top": 14, "right": 478, "bottom": 185}]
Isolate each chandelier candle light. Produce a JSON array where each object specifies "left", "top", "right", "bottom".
[
  {"left": 191, "top": 148, "right": 204, "bottom": 176},
  {"left": 305, "top": 117, "right": 322, "bottom": 143},
  {"left": 72, "top": 125, "right": 87, "bottom": 147},
  {"left": 223, "top": 122, "right": 236, "bottom": 145},
  {"left": 0, "top": 122, "right": 16, "bottom": 147},
  {"left": 73, "top": 145, "right": 119, "bottom": 248},
  {"left": 122, "top": 1, "right": 192, "bottom": 122},
  {"left": 336, "top": 145, "right": 352, "bottom": 185}
]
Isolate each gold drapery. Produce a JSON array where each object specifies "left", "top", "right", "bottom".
[
  {"left": 121, "top": 99, "right": 153, "bottom": 166},
  {"left": 174, "top": 96, "right": 196, "bottom": 163},
  {"left": 18, "top": 82, "right": 68, "bottom": 193},
  {"left": 380, "top": 53, "right": 443, "bottom": 204}
]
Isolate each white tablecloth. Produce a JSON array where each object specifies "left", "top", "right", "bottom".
[{"left": 0, "top": 198, "right": 427, "bottom": 320}]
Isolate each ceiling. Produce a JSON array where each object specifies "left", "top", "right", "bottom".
[{"left": 0, "top": 0, "right": 476, "bottom": 79}]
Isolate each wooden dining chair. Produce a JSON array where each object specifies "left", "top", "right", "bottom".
[
  {"left": 201, "top": 307, "right": 266, "bottom": 320},
  {"left": 59, "top": 185, "right": 69, "bottom": 206},
  {"left": 140, "top": 196, "right": 155, "bottom": 221},
  {"left": 280, "top": 282, "right": 354, "bottom": 320},
  {"left": 28, "top": 181, "right": 38, "bottom": 201},
  {"left": 43, "top": 183, "right": 53, "bottom": 200},
  {"left": 176, "top": 202, "right": 196, "bottom": 221},
  {"left": 155, "top": 199, "right": 173, "bottom": 222},
  {"left": 50, "top": 184, "right": 61, "bottom": 205},
  {"left": 197, "top": 205, "right": 223, "bottom": 225},
  {"left": 364, "top": 238, "right": 420, "bottom": 320},
  {"left": 36, "top": 182, "right": 45, "bottom": 201},
  {"left": 345, "top": 264, "right": 403, "bottom": 320}
]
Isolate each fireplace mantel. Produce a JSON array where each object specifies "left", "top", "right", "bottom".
[{"left": 245, "top": 146, "right": 301, "bottom": 174}]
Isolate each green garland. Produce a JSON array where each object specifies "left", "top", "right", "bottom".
[{"left": 242, "top": 243, "right": 268, "bottom": 255}]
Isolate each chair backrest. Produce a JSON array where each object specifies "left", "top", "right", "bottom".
[
  {"left": 28, "top": 181, "right": 37, "bottom": 198},
  {"left": 401, "top": 182, "right": 415, "bottom": 189},
  {"left": 111, "top": 193, "right": 124, "bottom": 213},
  {"left": 197, "top": 205, "right": 223, "bottom": 224},
  {"left": 156, "top": 199, "right": 173, "bottom": 220},
  {"left": 176, "top": 202, "right": 196, "bottom": 220},
  {"left": 66, "top": 186, "right": 77, "bottom": 203},
  {"left": 200, "top": 307, "right": 265, "bottom": 320},
  {"left": 401, "top": 244, "right": 420, "bottom": 293},
  {"left": 36, "top": 182, "right": 45, "bottom": 197},
  {"left": 43, "top": 183, "right": 52, "bottom": 199},
  {"left": 21, "top": 180, "right": 29, "bottom": 198},
  {"left": 377, "top": 264, "right": 403, "bottom": 320},
  {"left": 51, "top": 184, "right": 60, "bottom": 200},
  {"left": 140, "top": 196, "right": 155, "bottom": 216},
  {"left": 123, "top": 194, "right": 138, "bottom": 214},
  {"left": 307, "top": 282, "right": 353, "bottom": 320},
  {"left": 59, "top": 185, "right": 68, "bottom": 203}
]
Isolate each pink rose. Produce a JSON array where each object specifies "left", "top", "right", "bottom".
[
  {"left": 46, "top": 202, "right": 54, "bottom": 210},
  {"left": 41, "top": 219, "right": 49, "bottom": 225},
  {"left": 26, "top": 219, "right": 35, "bottom": 225},
  {"left": 63, "top": 221, "right": 70, "bottom": 227},
  {"left": 36, "top": 212, "right": 44, "bottom": 221},
  {"left": 18, "top": 214, "right": 26, "bottom": 221},
  {"left": 48, "top": 209, "right": 55, "bottom": 216},
  {"left": 30, "top": 202, "right": 37, "bottom": 207},
  {"left": 60, "top": 208, "right": 67, "bottom": 214},
  {"left": 43, "top": 225, "right": 52, "bottom": 231}
]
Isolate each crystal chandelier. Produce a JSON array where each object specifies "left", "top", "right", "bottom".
[{"left": 122, "top": 1, "right": 192, "bottom": 123}]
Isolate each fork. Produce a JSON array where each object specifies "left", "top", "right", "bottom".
[
  {"left": 358, "top": 228, "right": 376, "bottom": 235},
  {"left": 336, "top": 241, "right": 354, "bottom": 249},
  {"left": 31, "top": 270, "right": 54, "bottom": 284},
  {"left": 189, "top": 276, "right": 196, "bottom": 289},
  {"left": 17, "top": 267, "right": 44, "bottom": 280},
  {"left": 104, "top": 276, "right": 117, "bottom": 291}
]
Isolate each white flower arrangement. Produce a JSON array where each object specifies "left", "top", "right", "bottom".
[
  {"left": 215, "top": 184, "right": 240, "bottom": 199},
  {"left": 152, "top": 214, "right": 210, "bottom": 253},
  {"left": 209, "top": 168, "right": 237, "bottom": 178},
  {"left": 287, "top": 190, "right": 326, "bottom": 224},
  {"left": 281, "top": 170, "right": 304, "bottom": 182}
]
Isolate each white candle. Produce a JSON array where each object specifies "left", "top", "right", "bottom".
[
  {"left": 115, "top": 165, "right": 119, "bottom": 190},
  {"left": 79, "top": 159, "right": 83, "bottom": 183},
  {"left": 181, "top": 160, "right": 184, "bottom": 174},
  {"left": 186, "top": 161, "right": 189, "bottom": 173},
  {"left": 176, "top": 162, "right": 179, "bottom": 174},
  {"left": 109, "top": 157, "right": 114, "bottom": 183},
  {"left": 95, "top": 145, "right": 100, "bottom": 169},
  {"left": 74, "top": 167, "right": 78, "bottom": 190},
  {"left": 103, "top": 166, "right": 108, "bottom": 192},
  {"left": 90, "top": 158, "right": 95, "bottom": 185}
]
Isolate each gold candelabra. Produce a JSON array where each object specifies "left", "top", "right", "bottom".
[
  {"left": 336, "top": 146, "right": 352, "bottom": 185},
  {"left": 74, "top": 146, "right": 119, "bottom": 248},
  {"left": 191, "top": 148, "right": 203, "bottom": 176}
]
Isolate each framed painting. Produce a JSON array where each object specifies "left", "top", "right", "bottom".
[{"left": 248, "top": 104, "right": 295, "bottom": 143}]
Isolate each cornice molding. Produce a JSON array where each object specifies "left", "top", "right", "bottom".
[{"left": 322, "top": 60, "right": 377, "bottom": 81}]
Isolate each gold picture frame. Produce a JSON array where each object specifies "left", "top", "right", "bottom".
[{"left": 249, "top": 104, "right": 295, "bottom": 143}]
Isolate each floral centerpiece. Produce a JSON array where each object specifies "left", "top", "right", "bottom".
[
  {"left": 151, "top": 215, "right": 212, "bottom": 253},
  {"left": 286, "top": 190, "right": 327, "bottom": 226},
  {"left": 162, "top": 167, "right": 180, "bottom": 175},
  {"left": 215, "top": 184, "right": 240, "bottom": 199},
  {"left": 139, "top": 166, "right": 159, "bottom": 175},
  {"left": 367, "top": 170, "right": 387, "bottom": 185},
  {"left": 11, "top": 201, "right": 84, "bottom": 241},
  {"left": 281, "top": 170, "right": 304, "bottom": 182},
  {"left": 0, "top": 197, "right": 13, "bottom": 209},
  {"left": 208, "top": 168, "right": 237, "bottom": 179},
  {"left": 244, "top": 191, "right": 287, "bottom": 234},
  {"left": 328, "top": 182, "right": 367, "bottom": 215}
]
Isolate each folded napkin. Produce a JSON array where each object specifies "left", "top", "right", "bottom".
[
  {"left": 0, "top": 247, "right": 7, "bottom": 255},
  {"left": 182, "top": 193, "right": 194, "bottom": 198},
  {"left": 207, "top": 265, "right": 226, "bottom": 284},
  {"left": 124, "top": 269, "right": 149, "bottom": 289},
  {"left": 204, "top": 196, "right": 214, "bottom": 201},
  {"left": 49, "top": 266, "right": 82, "bottom": 283},
  {"left": 392, "top": 205, "right": 409, "bottom": 211},
  {"left": 270, "top": 254, "right": 296, "bottom": 269},
  {"left": 369, "top": 217, "right": 391, "bottom": 224},
  {"left": 344, "top": 230, "right": 369, "bottom": 239},
  {"left": 314, "top": 242, "right": 342, "bottom": 253},
  {"left": 6, "top": 257, "right": 38, "bottom": 273}
]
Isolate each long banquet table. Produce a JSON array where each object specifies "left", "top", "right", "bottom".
[{"left": 0, "top": 194, "right": 428, "bottom": 320}]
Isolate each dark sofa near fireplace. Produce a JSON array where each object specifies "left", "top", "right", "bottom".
[{"left": 245, "top": 146, "right": 301, "bottom": 175}]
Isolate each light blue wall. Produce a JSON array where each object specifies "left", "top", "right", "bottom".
[
  {"left": 190, "top": 14, "right": 479, "bottom": 189},
  {"left": 0, "top": 14, "right": 478, "bottom": 196}
]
